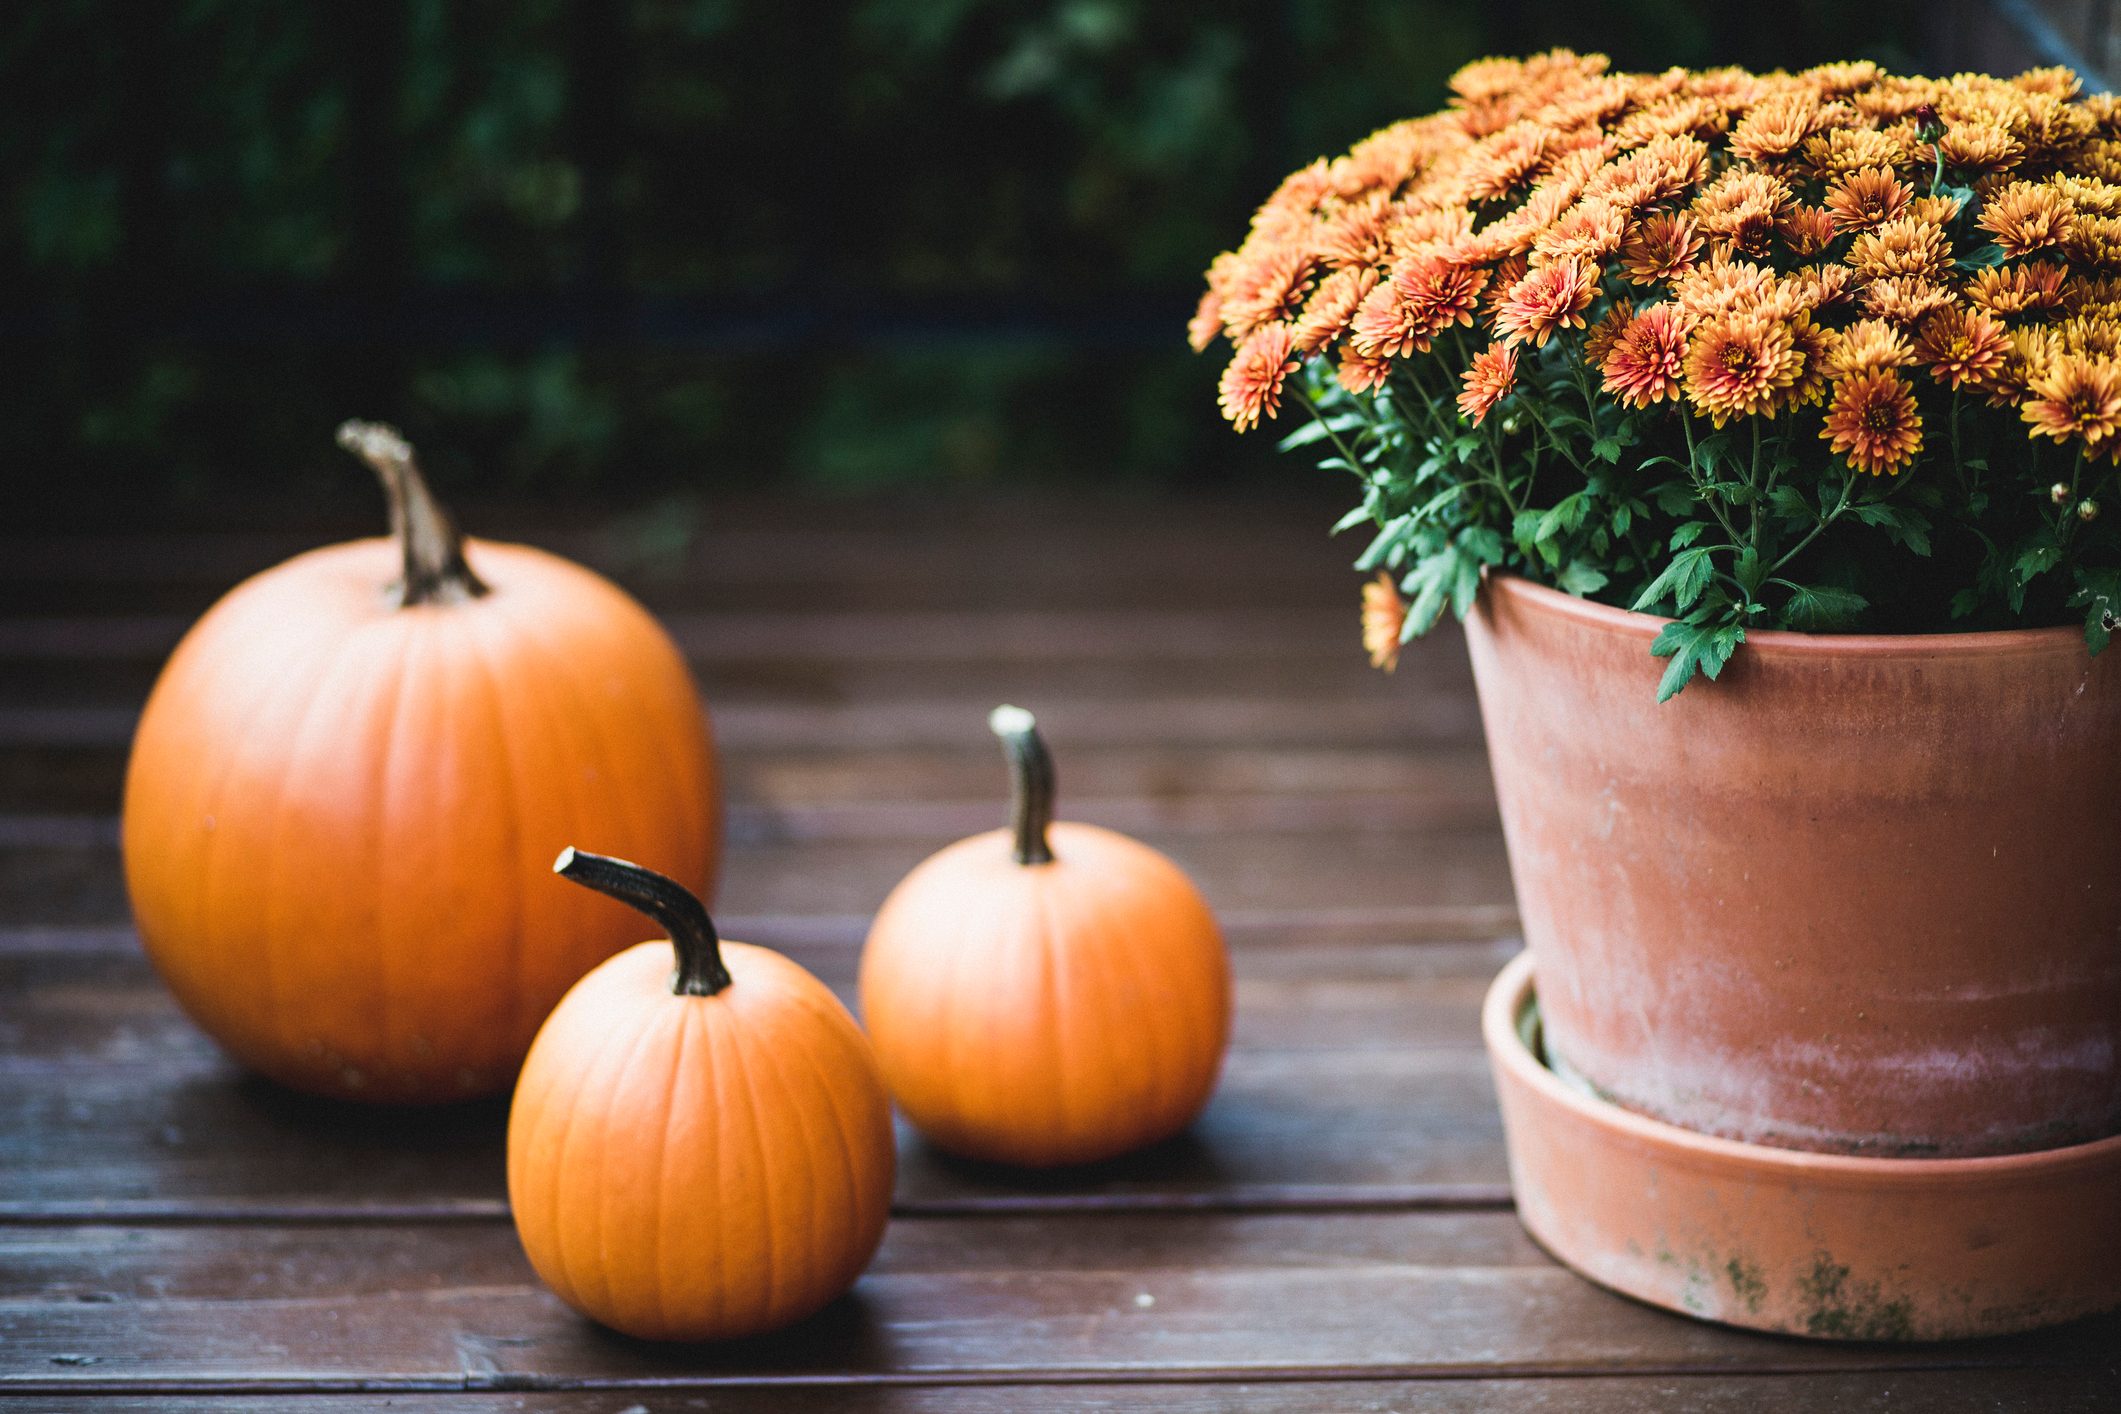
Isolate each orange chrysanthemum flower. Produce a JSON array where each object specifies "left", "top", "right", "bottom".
[
  {"left": 1728, "top": 90, "right": 1822, "bottom": 165},
  {"left": 1913, "top": 307, "right": 2012, "bottom": 389},
  {"left": 1292, "top": 267, "right": 1381, "bottom": 354},
  {"left": 1776, "top": 203, "right": 1839, "bottom": 258},
  {"left": 1222, "top": 245, "right": 1317, "bottom": 337},
  {"left": 1362, "top": 573, "right": 1408, "bottom": 672},
  {"left": 1462, "top": 121, "right": 1552, "bottom": 203},
  {"left": 1600, "top": 303, "right": 1692, "bottom": 407},
  {"left": 1827, "top": 317, "right": 1914, "bottom": 377},
  {"left": 1350, "top": 255, "right": 1491, "bottom": 357},
  {"left": 1846, "top": 216, "right": 1954, "bottom": 282},
  {"left": 1336, "top": 343, "right": 1393, "bottom": 396},
  {"left": 1457, "top": 341, "right": 1519, "bottom": 424},
  {"left": 1318, "top": 194, "right": 1395, "bottom": 269},
  {"left": 1787, "top": 316, "right": 1839, "bottom": 406},
  {"left": 1976, "top": 326, "right": 2061, "bottom": 405},
  {"left": 1823, "top": 166, "right": 1912, "bottom": 233},
  {"left": 1672, "top": 255, "right": 1777, "bottom": 321},
  {"left": 1532, "top": 199, "right": 1630, "bottom": 266},
  {"left": 1822, "top": 371, "right": 1924, "bottom": 473},
  {"left": 1219, "top": 324, "right": 1301, "bottom": 432},
  {"left": 1684, "top": 311, "right": 1803, "bottom": 424},
  {"left": 1935, "top": 122, "right": 2024, "bottom": 175},
  {"left": 1492, "top": 257, "right": 1600, "bottom": 346},
  {"left": 1966, "top": 262, "right": 2069, "bottom": 315},
  {"left": 2020, "top": 353, "right": 2121, "bottom": 447},
  {"left": 1187, "top": 288, "right": 1226, "bottom": 354},
  {"left": 1619, "top": 211, "right": 1704, "bottom": 284},
  {"left": 1803, "top": 126, "right": 1912, "bottom": 177},
  {"left": 2059, "top": 314, "right": 2121, "bottom": 359},
  {"left": 1978, "top": 181, "right": 2076, "bottom": 256},
  {"left": 1691, "top": 170, "right": 1792, "bottom": 257},
  {"left": 1583, "top": 300, "right": 1634, "bottom": 365},
  {"left": 1861, "top": 275, "right": 1958, "bottom": 326}
]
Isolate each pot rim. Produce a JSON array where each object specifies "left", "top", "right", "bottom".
[
  {"left": 1484, "top": 571, "right": 2090, "bottom": 659},
  {"left": 1483, "top": 949, "right": 2121, "bottom": 1181}
]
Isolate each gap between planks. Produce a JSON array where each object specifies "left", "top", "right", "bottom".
[
  {"left": 0, "top": 1184, "right": 1516, "bottom": 1227},
  {"left": 2, "top": 1358, "right": 2102, "bottom": 1398}
]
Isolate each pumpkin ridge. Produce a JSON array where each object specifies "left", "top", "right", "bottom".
[
  {"left": 700, "top": 998, "right": 736, "bottom": 1334},
  {"left": 740, "top": 1002, "right": 822, "bottom": 1312},
  {"left": 1069, "top": 851, "right": 1172, "bottom": 1147},
  {"left": 561, "top": 988, "right": 666, "bottom": 1323},
  {"left": 722, "top": 995, "right": 782, "bottom": 1323},
  {"left": 781, "top": 989, "right": 869, "bottom": 1295},
  {"left": 263, "top": 626, "right": 404, "bottom": 1084},
  {"left": 173, "top": 613, "right": 359, "bottom": 1068},
  {"left": 644, "top": 996, "right": 689, "bottom": 1337},
  {"left": 460, "top": 612, "right": 526, "bottom": 1053},
  {"left": 1034, "top": 869, "right": 1080, "bottom": 1157},
  {"left": 372, "top": 609, "right": 429, "bottom": 1083},
  {"left": 505, "top": 587, "right": 663, "bottom": 909},
  {"left": 601, "top": 998, "right": 684, "bottom": 1332}
]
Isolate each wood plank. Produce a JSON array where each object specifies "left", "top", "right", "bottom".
[
  {"left": 0, "top": 739, "right": 1498, "bottom": 824},
  {"left": 0, "top": 822, "right": 1515, "bottom": 926},
  {"left": 0, "top": 683, "right": 1480, "bottom": 753},
  {"left": 0, "top": 937, "right": 1506, "bottom": 1068},
  {"left": 0, "top": 937, "right": 1516, "bottom": 1214},
  {"left": 0, "top": 1372, "right": 2115, "bottom": 1411},
  {"left": 1, "top": 1218, "right": 2112, "bottom": 1392}
]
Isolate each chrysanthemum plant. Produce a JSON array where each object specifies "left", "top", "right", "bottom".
[{"left": 1195, "top": 51, "right": 2121, "bottom": 697}]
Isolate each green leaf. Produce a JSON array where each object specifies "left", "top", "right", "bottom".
[
  {"left": 1766, "top": 483, "right": 1813, "bottom": 519},
  {"left": 1354, "top": 516, "right": 1412, "bottom": 571},
  {"left": 1591, "top": 437, "right": 1623, "bottom": 464},
  {"left": 1650, "top": 616, "right": 1746, "bottom": 702},
  {"left": 1653, "top": 480, "right": 1696, "bottom": 517},
  {"left": 2070, "top": 568, "right": 2121, "bottom": 654},
  {"left": 1669, "top": 521, "right": 1710, "bottom": 549},
  {"left": 1781, "top": 583, "right": 1869, "bottom": 629},
  {"left": 1734, "top": 545, "right": 1762, "bottom": 596},
  {"left": 1331, "top": 505, "right": 1373, "bottom": 534},
  {"left": 2013, "top": 542, "right": 2063, "bottom": 584},
  {"left": 1632, "top": 545, "right": 1716, "bottom": 614},
  {"left": 1850, "top": 502, "right": 1932, "bottom": 555},
  {"left": 1558, "top": 561, "right": 1609, "bottom": 596}
]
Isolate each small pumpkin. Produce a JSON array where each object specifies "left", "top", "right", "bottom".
[
  {"left": 859, "top": 706, "right": 1231, "bottom": 1167},
  {"left": 511, "top": 848, "right": 896, "bottom": 1342},
  {"left": 122, "top": 423, "right": 719, "bottom": 1102}
]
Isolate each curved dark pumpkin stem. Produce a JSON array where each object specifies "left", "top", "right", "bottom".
[
  {"left": 336, "top": 419, "right": 490, "bottom": 608},
  {"left": 989, "top": 704, "right": 1056, "bottom": 866},
  {"left": 553, "top": 847, "right": 732, "bottom": 997}
]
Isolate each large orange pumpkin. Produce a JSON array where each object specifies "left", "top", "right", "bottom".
[
  {"left": 858, "top": 706, "right": 1231, "bottom": 1167},
  {"left": 511, "top": 848, "right": 896, "bottom": 1341},
  {"left": 121, "top": 422, "right": 718, "bottom": 1102}
]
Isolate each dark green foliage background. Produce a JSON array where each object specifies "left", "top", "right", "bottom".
[{"left": 5, "top": 0, "right": 1933, "bottom": 514}]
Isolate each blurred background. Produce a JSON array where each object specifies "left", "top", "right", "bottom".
[{"left": 5, "top": 0, "right": 2103, "bottom": 525}]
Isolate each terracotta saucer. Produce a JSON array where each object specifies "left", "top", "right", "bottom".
[{"left": 1483, "top": 950, "right": 2121, "bottom": 1339}]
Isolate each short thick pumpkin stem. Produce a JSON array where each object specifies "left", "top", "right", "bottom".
[
  {"left": 336, "top": 419, "right": 490, "bottom": 608},
  {"left": 989, "top": 704, "right": 1056, "bottom": 866},
  {"left": 553, "top": 847, "right": 732, "bottom": 996}
]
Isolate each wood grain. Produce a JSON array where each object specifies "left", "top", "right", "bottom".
[{"left": 3, "top": 1218, "right": 2113, "bottom": 1393}]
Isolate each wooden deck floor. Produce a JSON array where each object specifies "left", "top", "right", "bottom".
[{"left": 2, "top": 493, "right": 2116, "bottom": 1410}]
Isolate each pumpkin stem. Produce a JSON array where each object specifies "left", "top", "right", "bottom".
[
  {"left": 989, "top": 704, "right": 1056, "bottom": 866},
  {"left": 553, "top": 847, "right": 732, "bottom": 997},
  {"left": 336, "top": 419, "right": 490, "bottom": 608}
]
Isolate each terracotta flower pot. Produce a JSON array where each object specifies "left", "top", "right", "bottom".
[
  {"left": 1484, "top": 951, "right": 2121, "bottom": 1339},
  {"left": 1462, "top": 574, "right": 2121, "bottom": 1157}
]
